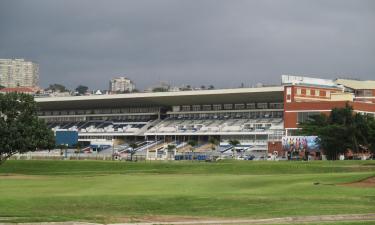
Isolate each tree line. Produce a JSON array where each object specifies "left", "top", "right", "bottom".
[{"left": 299, "top": 104, "right": 375, "bottom": 160}]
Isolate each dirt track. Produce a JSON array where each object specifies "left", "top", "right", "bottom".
[
  {"left": 2, "top": 213, "right": 375, "bottom": 225},
  {"left": 340, "top": 176, "right": 375, "bottom": 188}
]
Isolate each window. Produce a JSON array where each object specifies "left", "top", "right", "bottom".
[
  {"left": 296, "top": 88, "right": 302, "bottom": 95},
  {"left": 297, "top": 112, "right": 320, "bottom": 123},
  {"left": 202, "top": 105, "right": 212, "bottom": 111},
  {"left": 356, "top": 90, "right": 373, "bottom": 97},
  {"left": 315, "top": 89, "right": 320, "bottom": 96},
  {"left": 212, "top": 104, "right": 222, "bottom": 110},
  {"left": 257, "top": 103, "right": 268, "bottom": 109},
  {"left": 172, "top": 106, "right": 180, "bottom": 112},
  {"left": 181, "top": 105, "right": 191, "bottom": 111},
  {"left": 269, "top": 103, "right": 283, "bottom": 109},
  {"left": 192, "top": 105, "right": 201, "bottom": 111},
  {"left": 234, "top": 104, "right": 245, "bottom": 110},
  {"left": 246, "top": 103, "right": 256, "bottom": 109},
  {"left": 306, "top": 89, "right": 311, "bottom": 96},
  {"left": 223, "top": 104, "right": 233, "bottom": 110},
  {"left": 326, "top": 90, "right": 330, "bottom": 97}
]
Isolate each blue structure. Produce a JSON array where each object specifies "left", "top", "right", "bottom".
[{"left": 55, "top": 131, "right": 78, "bottom": 147}]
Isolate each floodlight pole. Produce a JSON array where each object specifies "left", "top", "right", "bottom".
[{"left": 112, "top": 137, "right": 114, "bottom": 161}]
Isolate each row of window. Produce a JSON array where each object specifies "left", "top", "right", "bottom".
[
  {"left": 168, "top": 111, "right": 283, "bottom": 120},
  {"left": 173, "top": 103, "right": 283, "bottom": 112},
  {"left": 296, "top": 88, "right": 330, "bottom": 97},
  {"left": 355, "top": 90, "right": 373, "bottom": 97},
  {"left": 43, "top": 115, "right": 156, "bottom": 123},
  {"left": 39, "top": 107, "right": 160, "bottom": 116},
  {"left": 297, "top": 112, "right": 320, "bottom": 123}
]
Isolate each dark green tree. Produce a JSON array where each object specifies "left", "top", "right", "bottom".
[
  {"left": 167, "top": 144, "right": 176, "bottom": 152},
  {"left": 75, "top": 85, "right": 89, "bottom": 95},
  {"left": 367, "top": 117, "right": 375, "bottom": 155},
  {"left": 299, "top": 104, "right": 372, "bottom": 160},
  {"left": 188, "top": 140, "right": 198, "bottom": 150},
  {"left": 208, "top": 137, "right": 219, "bottom": 150},
  {"left": 0, "top": 93, "right": 55, "bottom": 164}
]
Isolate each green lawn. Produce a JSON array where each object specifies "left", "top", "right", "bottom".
[{"left": 0, "top": 160, "right": 374, "bottom": 223}]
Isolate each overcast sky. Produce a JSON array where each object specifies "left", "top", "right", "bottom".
[{"left": 0, "top": 0, "right": 374, "bottom": 90}]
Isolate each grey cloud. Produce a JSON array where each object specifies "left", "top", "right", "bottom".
[{"left": 0, "top": 0, "right": 374, "bottom": 90}]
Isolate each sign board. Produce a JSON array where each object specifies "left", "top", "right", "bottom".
[
  {"left": 282, "top": 136, "right": 320, "bottom": 152},
  {"left": 281, "top": 75, "right": 337, "bottom": 87},
  {"left": 55, "top": 130, "right": 78, "bottom": 147}
]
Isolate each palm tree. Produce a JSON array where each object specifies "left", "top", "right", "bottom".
[
  {"left": 75, "top": 142, "right": 83, "bottom": 160},
  {"left": 129, "top": 142, "right": 138, "bottom": 161},
  {"left": 167, "top": 144, "right": 176, "bottom": 160},
  {"left": 187, "top": 140, "right": 198, "bottom": 161},
  {"left": 228, "top": 139, "right": 240, "bottom": 159}
]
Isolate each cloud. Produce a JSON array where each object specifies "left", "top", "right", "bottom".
[{"left": 0, "top": 0, "right": 374, "bottom": 90}]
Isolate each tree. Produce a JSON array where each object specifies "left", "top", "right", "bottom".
[
  {"left": 187, "top": 140, "right": 198, "bottom": 160},
  {"left": 0, "top": 92, "right": 55, "bottom": 164},
  {"left": 0, "top": 85, "right": 4, "bottom": 90},
  {"left": 208, "top": 85, "right": 215, "bottom": 90},
  {"left": 167, "top": 144, "right": 176, "bottom": 152},
  {"left": 208, "top": 137, "right": 219, "bottom": 150},
  {"left": 47, "top": 83, "right": 68, "bottom": 92},
  {"left": 299, "top": 104, "right": 372, "bottom": 160},
  {"left": 228, "top": 139, "right": 240, "bottom": 159},
  {"left": 188, "top": 140, "right": 198, "bottom": 150},
  {"left": 75, "top": 85, "right": 88, "bottom": 95},
  {"left": 366, "top": 117, "right": 375, "bottom": 156},
  {"left": 128, "top": 142, "right": 138, "bottom": 161},
  {"left": 167, "top": 144, "right": 176, "bottom": 159}
]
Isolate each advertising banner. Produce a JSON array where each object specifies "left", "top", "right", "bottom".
[{"left": 282, "top": 136, "right": 320, "bottom": 152}]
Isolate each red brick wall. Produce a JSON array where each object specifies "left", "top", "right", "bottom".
[
  {"left": 352, "top": 101, "right": 375, "bottom": 112},
  {"left": 284, "top": 101, "right": 375, "bottom": 129},
  {"left": 268, "top": 141, "right": 283, "bottom": 155}
]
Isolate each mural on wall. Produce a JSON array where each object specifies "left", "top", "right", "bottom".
[{"left": 282, "top": 136, "right": 320, "bottom": 152}]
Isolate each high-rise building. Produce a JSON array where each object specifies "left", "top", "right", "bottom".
[
  {"left": 109, "top": 77, "right": 135, "bottom": 93},
  {"left": 0, "top": 58, "right": 39, "bottom": 88}
]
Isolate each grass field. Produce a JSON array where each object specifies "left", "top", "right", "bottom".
[{"left": 0, "top": 160, "right": 374, "bottom": 223}]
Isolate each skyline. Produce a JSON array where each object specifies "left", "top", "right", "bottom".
[{"left": 0, "top": 0, "right": 374, "bottom": 90}]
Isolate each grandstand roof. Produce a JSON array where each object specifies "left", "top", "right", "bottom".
[
  {"left": 335, "top": 79, "right": 375, "bottom": 90},
  {"left": 36, "top": 86, "right": 284, "bottom": 110}
]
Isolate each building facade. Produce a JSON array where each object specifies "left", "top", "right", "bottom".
[
  {"left": 0, "top": 59, "right": 39, "bottom": 88},
  {"left": 109, "top": 77, "right": 135, "bottom": 93},
  {"left": 35, "top": 75, "right": 375, "bottom": 160}
]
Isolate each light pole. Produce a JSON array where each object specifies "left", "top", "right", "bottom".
[
  {"left": 64, "top": 144, "right": 68, "bottom": 159},
  {"left": 112, "top": 137, "right": 114, "bottom": 161}
]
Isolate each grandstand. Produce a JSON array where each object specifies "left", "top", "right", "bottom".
[
  {"left": 36, "top": 86, "right": 284, "bottom": 158},
  {"left": 35, "top": 75, "right": 375, "bottom": 160}
]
